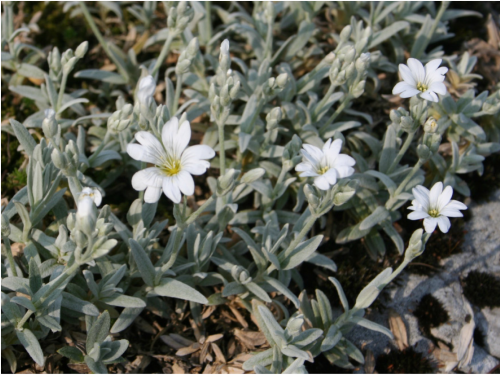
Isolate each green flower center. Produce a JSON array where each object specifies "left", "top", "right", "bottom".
[
  {"left": 159, "top": 158, "right": 181, "bottom": 176},
  {"left": 417, "top": 82, "right": 428, "bottom": 92},
  {"left": 318, "top": 166, "right": 329, "bottom": 175},
  {"left": 428, "top": 208, "right": 439, "bottom": 218}
]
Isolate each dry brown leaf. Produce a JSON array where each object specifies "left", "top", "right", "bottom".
[
  {"left": 161, "top": 335, "right": 185, "bottom": 350},
  {"left": 207, "top": 333, "right": 224, "bottom": 343},
  {"left": 169, "top": 333, "right": 195, "bottom": 346},
  {"left": 11, "top": 242, "right": 26, "bottom": 257},
  {"left": 228, "top": 305, "right": 249, "bottom": 328},
  {"left": 233, "top": 329, "right": 267, "bottom": 348},
  {"left": 172, "top": 362, "right": 185, "bottom": 374},
  {"left": 388, "top": 308, "right": 408, "bottom": 351},
  {"left": 364, "top": 349, "right": 375, "bottom": 374},
  {"left": 211, "top": 343, "right": 226, "bottom": 364},
  {"left": 176, "top": 342, "right": 201, "bottom": 357}
]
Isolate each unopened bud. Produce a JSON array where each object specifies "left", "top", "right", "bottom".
[
  {"left": 423, "top": 116, "right": 438, "bottom": 133},
  {"left": 344, "top": 62, "right": 356, "bottom": 80},
  {"left": 75, "top": 41, "right": 88, "bottom": 58},
  {"left": 42, "top": 109, "right": 58, "bottom": 139},
  {"left": 51, "top": 148, "right": 68, "bottom": 170},
  {"left": 351, "top": 79, "right": 366, "bottom": 98},
  {"left": 137, "top": 75, "right": 156, "bottom": 106},
  {"left": 187, "top": 37, "right": 199, "bottom": 58},
  {"left": 343, "top": 47, "right": 356, "bottom": 64},
  {"left": 76, "top": 196, "right": 97, "bottom": 236},
  {"left": 276, "top": 73, "right": 288, "bottom": 89},
  {"left": 220, "top": 84, "right": 230, "bottom": 106},
  {"left": 63, "top": 56, "right": 78, "bottom": 74},
  {"left": 230, "top": 80, "right": 240, "bottom": 99},
  {"left": 267, "top": 77, "right": 275, "bottom": 88},
  {"left": 304, "top": 184, "right": 320, "bottom": 209},
  {"left": 400, "top": 116, "right": 416, "bottom": 132},
  {"left": 340, "top": 25, "right": 352, "bottom": 42},
  {"left": 417, "top": 144, "right": 431, "bottom": 161}
]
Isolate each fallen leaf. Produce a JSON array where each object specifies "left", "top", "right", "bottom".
[{"left": 388, "top": 308, "right": 408, "bottom": 351}]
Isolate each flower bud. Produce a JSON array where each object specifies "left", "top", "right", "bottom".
[
  {"left": 177, "top": 1, "right": 187, "bottom": 15},
  {"left": 167, "top": 7, "right": 177, "bottom": 29},
  {"left": 71, "top": 229, "right": 87, "bottom": 249},
  {"left": 76, "top": 196, "right": 97, "bottom": 236},
  {"left": 423, "top": 116, "right": 438, "bottom": 133},
  {"left": 48, "top": 47, "right": 61, "bottom": 75},
  {"left": 344, "top": 62, "right": 356, "bottom": 80},
  {"left": 343, "top": 47, "right": 356, "bottom": 64},
  {"left": 355, "top": 52, "right": 371, "bottom": 72},
  {"left": 351, "top": 79, "right": 366, "bottom": 98},
  {"left": 209, "top": 83, "right": 217, "bottom": 101},
  {"left": 276, "top": 73, "right": 288, "bottom": 89},
  {"left": 417, "top": 144, "right": 431, "bottom": 161},
  {"left": 404, "top": 229, "right": 424, "bottom": 262},
  {"left": 220, "top": 84, "right": 231, "bottom": 106},
  {"left": 61, "top": 49, "right": 74, "bottom": 66},
  {"left": 175, "top": 57, "right": 192, "bottom": 75},
  {"left": 355, "top": 37, "right": 369, "bottom": 54},
  {"left": 42, "top": 109, "right": 58, "bottom": 139},
  {"left": 390, "top": 109, "right": 402, "bottom": 124},
  {"left": 75, "top": 41, "right": 88, "bottom": 58},
  {"left": 324, "top": 52, "right": 336, "bottom": 64},
  {"left": 217, "top": 168, "right": 239, "bottom": 196},
  {"left": 137, "top": 75, "right": 156, "bottom": 107},
  {"left": 186, "top": 37, "right": 199, "bottom": 58},
  {"left": 267, "top": 77, "right": 275, "bottom": 88},
  {"left": 266, "top": 107, "right": 282, "bottom": 130},
  {"left": 400, "top": 116, "right": 417, "bottom": 132},
  {"left": 304, "top": 184, "right": 320, "bottom": 209},
  {"left": 51, "top": 148, "right": 68, "bottom": 170},
  {"left": 230, "top": 80, "right": 240, "bottom": 100},
  {"left": 340, "top": 25, "right": 352, "bottom": 42},
  {"left": 63, "top": 56, "right": 78, "bottom": 75},
  {"left": 67, "top": 212, "right": 76, "bottom": 231}
]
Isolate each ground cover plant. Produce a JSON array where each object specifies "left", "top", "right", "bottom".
[{"left": 1, "top": 1, "right": 500, "bottom": 373}]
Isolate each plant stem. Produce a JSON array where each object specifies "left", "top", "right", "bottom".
[
  {"left": 185, "top": 195, "right": 215, "bottom": 226},
  {"left": 173, "top": 73, "right": 183, "bottom": 115},
  {"left": 204, "top": 1, "right": 212, "bottom": 54},
  {"left": 314, "top": 84, "right": 336, "bottom": 120},
  {"left": 79, "top": 2, "right": 129, "bottom": 82},
  {"left": 3, "top": 237, "right": 18, "bottom": 277},
  {"left": 386, "top": 159, "right": 424, "bottom": 210},
  {"left": 218, "top": 123, "right": 226, "bottom": 176},
  {"left": 151, "top": 32, "right": 175, "bottom": 77},
  {"left": 56, "top": 70, "right": 69, "bottom": 113},
  {"left": 320, "top": 94, "right": 352, "bottom": 135},
  {"left": 387, "top": 131, "right": 416, "bottom": 174}
]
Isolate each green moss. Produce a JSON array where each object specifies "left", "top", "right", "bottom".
[
  {"left": 463, "top": 271, "right": 500, "bottom": 308},
  {"left": 413, "top": 294, "right": 450, "bottom": 338},
  {"left": 375, "top": 347, "right": 436, "bottom": 374}
]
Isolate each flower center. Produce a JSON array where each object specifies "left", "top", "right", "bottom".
[
  {"left": 159, "top": 158, "right": 181, "bottom": 176},
  {"left": 318, "top": 166, "right": 329, "bottom": 175},
  {"left": 428, "top": 208, "right": 440, "bottom": 218},
  {"left": 417, "top": 82, "right": 428, "bottom": 92}
]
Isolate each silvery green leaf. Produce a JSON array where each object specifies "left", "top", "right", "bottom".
[
  {"left": 89, "top": 150, "right": 122, "bottom": 168},
  {"left": 257, "top": 304, "right": 284, "bottom": 346},
  {"left": 29, "top": 258, "right": 42, "bottom": 294},
  {"left": 279, "top": 235, "right": 323, "bottom": 270},
  {"left": 410, "top": 14, "right": 433, "bottom": 59},
  {"left": 3, "top": 187, "right": 28, "bottom": 219},
  {"left": 129, "top": 239, "right": 156, "bottom": 287},
  {"left": 283, "top": 358, "right": 307, "bottom": 374},
  {"left": 241, "top": 168, "right": 266, "bottom": 184},
  {"left": 354, "top": 268, "right": 393, "bottom": 310},
  {"left": 61, "top": 292, "right": 100, "bottom": 316},
  {"left": 75, "top": 69, "right": 127, "bottom": 84},
  {"left": 316, "top": 289, "right": 333, "bottom": 329},
  {"left": 32, "top": 161, "right": 43, "bottom": 206},
  {"left": 378, "top": 125, "right": 397, "bottom": 174},
  {"left": 58, "top": 346, "right": 85, "bottom": 362},
  {"left": 306, "top": 253, "right": 337, "bottom": 272},
  {"left": 281, "top": 344, "right": 310, "bottom": 360},
  {"left": 11, "top": 296, "right": 36, "bottom": 312},
  {"left": 245, "top": 282, "right": 272, "bottom": 303},
  {"left": 127, "top": 199, "right": 143, "bottom": 227},
  {"left": 31, "top": 188, "right": 67, "bottom": 227},
  {"left": 101, "top": 294, "right": 146, "bottom": 308},
  {"left": 261, "top": 145, "right": 284, "bottom": 158},
  {"left": 86, "top": 311, "right": 110, "bottom": 353},
  {"left": 16, "top": 328, "right": 45, "bottom": 366},
  {"left": 263, "top": 277, "right": 299, "bottom": 308},
  {"left": 100, "top": 340, "right": 129, "bottom": 362},
  {"left": 321, "top": 325, "right": 342, "bottom": 352},
  {"left": 291, "top": 328, "right": 323, "bottom": 348},
  {"left": 17, "top": 63, "right": 46, "bottom": 79},
  {"left": 2, "top": 277, "right": 30, "bottom": 295},
  {"left": 110, "top": 307, "right": 143, "bottom": 334},
  {"left": 356, "top": 318, "right": 393, "bottom": 339},
  {"left": 57, "top": 98, "right": 89, "bottom": 114},
  {"left": 381, "top": 222, "right": 404, "bottom": 254},
  {"left": 37, "top": 315, "right": 62, "bottom": 332},
  {"left": 283, "top": 21, "right": 315, "bottom": 61},
  {"left": 242, "top": 348, "right": 273, "bottom": 371},
  {"left": 85, "top": 356, "right": 108, "bottom": 374},
  {"left": 368, "top": 21, "right": 409, "bottom": 49},
  {"left": 10, "top": 119, "right": 37, "bottom": 157},
  {"left": 222, "top": 281, "right": 247, "bottom": 297},
  {"left": 365, "top": 171, "right": 397, "bottom": 195},
  {"left": 9, "top": 85, "right": 48, "bottom": 103},
  {"left": 229, "top": 210, "right": 262, "bottom": 225},
  {"left": 359, "top": 206, "right": 390, "bottom": 231},
  {"left": 342, "top": 338, "right": 365, "bottom": 364},
  {"left": 254, "top": 364, "right": 273, "bottom": 374},
  {"left": 44, "top": 73, "right": 58, "bottom": 108},
  {"left": 328, "top": 277, "right": 349, "bottom": 312},
  {"left": 153, "top": 278, "right": 208, "bottom": 304}
]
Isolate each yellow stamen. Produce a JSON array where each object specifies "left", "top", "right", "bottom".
[
  {"left": 318, "top": 166, "right": 329, "bottom": 175},
  {"left": 428, "top": 209, "right": 439, "bottom": 218},
  {"left": 417, "top": 82, "right": 428, "bottom": 92},
  {"left": 159, "top": 158, "right": 181, "bottom": 176}
]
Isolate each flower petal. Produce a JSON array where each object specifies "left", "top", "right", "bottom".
[
  {"left": 183, "top": 160, "right": 211, "bottom": 175},
  {"left": 399, "top": 87, "right": 421, "bottom": 98},
  {"left": 314, "top": 175, "right": 330, "bottom": 190},
  {"left": 424, "top": 59, "right": 442, "bottom": 76},
  {"left": 161, "top": 116, "right": 179, "bottom": 152},
  {"left": 420, "top": 90, "right": 438, "bottom": 102},
  {"left": 446, "top": 200, "right": 467, "bottom": 211},
  {"left": 144, "top": 186, "right": 162, "bottom": 203},
  {"left": 182, "top": 145, "right": 216, "bottom": 162},
  {"left": 334, "top": 154, "right": 356, "bottom": 167},
  {"left": 127, "top": 144, "right": 163, "bottom": 165},
  {"left": 407, "top": 58, "right": 425, "bottom": 83},
  {"left": 302, "top": 144, "right": 324, "bottom": 165},
  {"left": 428, "top": 81, "right": 447, "bottom": 95},
  {"left": 439, "top": 207, "right": 463, "bottom": 218},
  {"left": 408, "top": 210, "right": 430, "bottom": 220},
  {"left": 295, "top": 162, "right": 315, "bottom": 172},
  {"left": 173, "top": 120, "right": 191, "bottom": 158},
  {"left": 176, "top": 170, "right": 195, "bottom": 196},
  {"left": 436, "top": 216, "right": 451, "bottom": 233},
  {"left": 162, "top": 176, "right": 181, "bottom": 203},
  {"left": 93, "top": 190, "right": 102, "bottom": 206},
  {"left": 423, "top": 217, "right": 438, "bottom": 233},
  {"left": 131, "top": 167, "right": 163, "bottom": 191},
  {"left": 437, "top": 185, "right": 453, "bottom": 211},
  {"left": 323, "top": 168, "right": 337, "bottom": 185},
  {"left": 335, "top": 166, "right": 355, "bottom": 178},
  {"left": 429, "top": 182, "right": 443, "bottom": 209},
  {"left": 399, "top": 64, "right": 416, "bottom": 86},
  {"left": 393, "top": 81, "right": 415, "bottom": 95},
  {"left": 412, "top": 185, "right": 430, "bottom": 210},
  {"left": 135, "top": 131, "right": 164, "bottom": 154}
]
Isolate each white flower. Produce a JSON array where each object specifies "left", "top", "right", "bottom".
[
  {"left": 44, "top": 108, "right": 55, "bottom": 119},
  {"left": 408, "top": 182, "right": 467, "bottom": 234},
  {"left": 137, "top": 75, "right": 156, "bottom": 105},
  {"left": 295, "top": 138, "right": 356, "bottom": 190},
  {"left": 393, "top": 58, "right": 448, "bottom": 102},
  {"left": 127, "top": 117, "right": 215, "bottom": 203},
  {"left": 77, "top": 196, "right": 97, "bottom": 235},
  {"left": 79, "top": 187, "right": 102, "bottom": 207}
]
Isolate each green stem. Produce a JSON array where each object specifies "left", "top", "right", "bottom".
[
  {"left": 56, "top": 70, "right": 69, "bottom": 113},
  {"left": 386, "top": 159, "right": 424, "bottom": 210},
  {"left": 320, "top": 94, "right": 352, "bottom": 135},
  {"left": 314, "top": 84, "right": 336, "bottom": 120},
  {"left": 3, "top": 237, "right": 18, "bottom": 277},
  {"left": 185, "top": 195, "right": 215, "bottom": 226},
  {"left": 79, "top": 2, "right": 129, "bottom": 82},
  {"left": 387, "top": 131, "right": 416, "bottom": 175},
  {"left": 173, "top": 73, "right": 183, "bottom": 115},
  {"left": 151, "top": 32, "right": 175, "bottom": 77},
  {"left": 204, "top": 1, "right": 212, "bottom": 54},
  {"left": 218, "top": 123, "right": 226, "bottom": 176}
]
